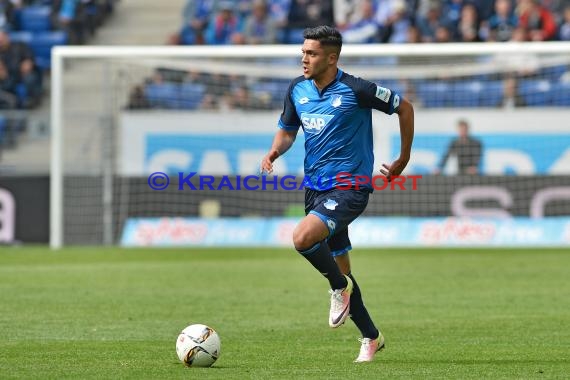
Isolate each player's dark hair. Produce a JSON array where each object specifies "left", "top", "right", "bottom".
[{"left": 303, "top": 26, "right": 343, "bottom": 54}]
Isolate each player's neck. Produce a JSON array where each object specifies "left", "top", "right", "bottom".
[{"left": 313, "top": 68, "right": 338, "bottom": 91}]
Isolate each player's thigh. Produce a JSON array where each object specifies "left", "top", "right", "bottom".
[{"left": 292, "top": 213, "right": 329, "bottom": 251}]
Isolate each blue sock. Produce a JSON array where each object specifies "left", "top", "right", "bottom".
[
  {"left": 348, "top": 273, "right": 379, "bottom": 339},
  {"left": 297, "top": 242, "right": 348, "bottom": 290}
]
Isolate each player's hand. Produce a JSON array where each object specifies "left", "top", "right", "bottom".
[
  {"left": 380, "top": 157, "right": 409, "bottom": 182},
  {"left": 260, "top": 150, "right": 279, "bottom": 175}
]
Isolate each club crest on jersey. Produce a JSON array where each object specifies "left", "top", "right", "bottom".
[
  {"left": 324, "top": 199, "right": 338, "bottom": 210},
  {"left": 330, "top": 94, "right": 342, "bottom": 108},
  {"left": 300, "top": 113, "right": 334, "bottom": 134}
]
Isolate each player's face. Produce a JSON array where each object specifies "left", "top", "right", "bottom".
[{"left": 301, "top": 39, "right": 335, "bottom": 81}]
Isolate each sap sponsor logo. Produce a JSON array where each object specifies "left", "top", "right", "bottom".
[
  {"left": 299, "top": 97, "right": 310, "bottom": 104},
  {"left": 375, "top": 86, "right": 391, "bottom": 103},
  {"left": 301, "top": 113, "right": 334, "bottom": 134}
]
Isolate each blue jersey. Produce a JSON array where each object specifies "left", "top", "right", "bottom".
[{"left": 278, "top": 69, "right": 401, "bottom": 191}]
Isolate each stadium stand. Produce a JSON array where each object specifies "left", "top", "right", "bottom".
[
  {"left": 127, "top": 0, "right": 569, "bottom": 111},
  {"left": 0, "top": 0, "right": 118, "bottom": 171},
  {"left": 1, "top": 0, "right": 118, "bottom": 111}
]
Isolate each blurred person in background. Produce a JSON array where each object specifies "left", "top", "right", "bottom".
[
  {"left": 342, "top": 0, "right": 381, "bottom": 43},
  {"left": 416, "top": 1, "right": 446, "bottom": 42},
  {"left": 485, "top": 0, "right": 519, "bottom": 42},
  {"left": 268, "top": 0, "right": 291, "bottom": 30},
  {"left": 0, "top": 31, "right": 41, "bottom": 108},
  {"left": 441, "top": 0, "right": 464, "bottom": 29},
  {"left": 0, "top": 59, "right": 17, "bottom": 108},
  {"left": 434, "top": 23, "right": 453, "bottom": 42},
  {"left": 509, "top": 24, "right": 529, "bottom": 41},
  {"left": 517, "top": 0, "right": 557, "bottom": 41},
  {"left": 242, "top": 0, "right": 277, "bottom": 44},
  {"left": 0, "top": 0, "right": 21, "bottom": 31},
  {"left": 377, "top": 0, "right": 412, "bottom": 43},
  {"left": 126, "top": 85, "right": 150, "bottom": 110},
  {"left": 334, "top": 0, "right": 370, "bottom": 30},
  {"left": 52, "top": 0, "right": 88, "bottom": 44},
  {"left": 204, "top": 1, "right": 241, "bottom": 44},
  {"left": 177, "top": 0, "right": 216, "bottom": 44},
  {"left": 435, "top": 119, "right": 482, "bottom": 175},
  {"left": 455, "top": 2, "right": 482, "bottom": 42},
  {"left": 558, "top": 4, "right": 570, "bottom": 40},
  {"left": 287, "top": 0, "right": 334, "bottom": 29}
]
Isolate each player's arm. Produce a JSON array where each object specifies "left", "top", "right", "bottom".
[
  {"left": 381, "top": 97, "right": 414, "bottom": 180},
  {"left": 261, "top": 129, "right": 297, "bottom": 174},
  {"left": 351, "top": 77, "right": 414, "bottom": 179}
]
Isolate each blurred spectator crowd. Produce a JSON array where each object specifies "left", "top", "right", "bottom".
[
  {"left": 124, "top": 0, "right": 570, "bottom": 112},
  {"left": 170, "top": 0, "right": 570, "bottom": 45},
  {"left": 0, "top": 0, "right": 117, "bottom": 110}
]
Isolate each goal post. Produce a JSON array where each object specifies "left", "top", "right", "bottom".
[{"left": 50, "top": 43, "right": 570, "bottom": 249}]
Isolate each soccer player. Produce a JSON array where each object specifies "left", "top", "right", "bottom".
[{"left": 260, "top": 25, "right": 414, "bottom": 362}]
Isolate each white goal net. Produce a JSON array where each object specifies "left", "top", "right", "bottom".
[{"left": 51, "top": 43, "right": 570, "bottom": 248}]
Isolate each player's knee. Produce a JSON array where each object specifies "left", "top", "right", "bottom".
[{"left": 293, "top": 229, "right": 318, "bottom": 252}]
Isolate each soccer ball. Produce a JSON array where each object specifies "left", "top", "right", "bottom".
[{"left": 175, "top": 324, "right": 221, "bottom": 367}]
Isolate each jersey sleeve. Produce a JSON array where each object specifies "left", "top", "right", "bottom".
[
  {"left": 278, "top": 80, "right": 301, "bottom": 132},
  {"left": 353, "top": 77, "right": 401, "bottom": 115}
]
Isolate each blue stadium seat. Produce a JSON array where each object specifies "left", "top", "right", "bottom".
[
  {"left": 518, "top": 79, "right": 553, "bottom": 106},
  {"left": 8, "top": 31, "right": 33, "bottom": 44},
  {"left": 29, "top": 31, "right": 68, "bottom": 70},
  {"left": 20, "top": 6, "right": 52, "bottom": 32},
  {"left": 538, "top": 65, "right": 568, "bottom": 81},
  {"left": 451, "top": 81, "right": 483, "bottom": 107},
  {"left": 416, "top": 81, "right": 451, "bottom": 108},
  {"left": 144, "top": 83, "right": 180, "bottom": 109},
  {"left": 179, "top": 83, "right": 206, "bottom": 109},
  {"left": 479, "top": 80, "right": 504, "bottom": 107},
  {"left": 551, "top": 81, "right": 570, "bottom": 106}
]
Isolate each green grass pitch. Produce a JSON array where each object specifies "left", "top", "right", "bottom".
[{"left": 1, "top": 247, "right": 569, "bottom": 379}]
